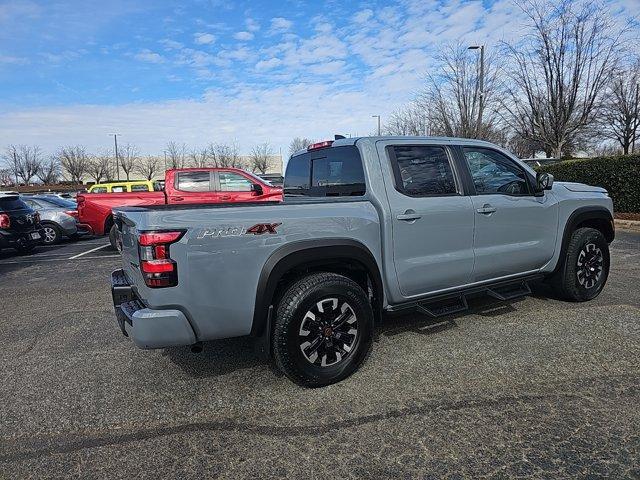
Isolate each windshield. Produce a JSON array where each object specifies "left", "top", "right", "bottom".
[
  {"left": 0, "top": 196, "right": 30, "bottom": 212},
  {"left": 244, "top": 171, "right": 274, "bottom": 187}
]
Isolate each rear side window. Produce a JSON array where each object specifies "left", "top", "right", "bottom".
[
  {"left": 388, "top": 145, "right": 458, "bottom": 196},
  {"left": 0, "top": 197, "right": 29, "bottom": 212},
  {"left": 91, "top": 187, "right": 107, "bottom": 193},
  {"left": 130, "top": 184, "right": 150, "bottom": 192},
  {"left": 284, "top": 146, "right": 365, "bottom": 197},
  {"left": 111, "top": 185, "right": 126, "bottom": 193},
  {"left": 219, "top": 172, "right": 252, "bottom": 191},
  {"left": 176, "top": 171, "right": 212, "bottom": 192}
]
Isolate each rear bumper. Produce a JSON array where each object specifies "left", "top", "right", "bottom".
[
  {"left": 111, "top": 269, "right": 196, "bottom": 349},
  {"left": 0, "top": 227, "right": 45, "bottom": 248}
]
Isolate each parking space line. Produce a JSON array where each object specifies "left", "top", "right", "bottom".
[
  {"left": 68, "top": 244, "right": 110, "bottom": 259},
  {"left": 0, "top": 254, "right": 121, "bottom": 265}
]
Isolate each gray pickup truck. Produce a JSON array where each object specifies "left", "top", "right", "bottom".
[{"left": 111, "top": 136, "right": 614, "bottom": 387}]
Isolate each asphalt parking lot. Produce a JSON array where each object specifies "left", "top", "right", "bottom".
[{"left": 1, "top": 232, "right": 639, "bottom": 479}]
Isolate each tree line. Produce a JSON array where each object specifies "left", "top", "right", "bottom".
[
  {"left": 383, "top": 0, "right": 639, "bottom": 159},
  {"left": 0, "top": 141, "right": 279, "bottom": 186}
]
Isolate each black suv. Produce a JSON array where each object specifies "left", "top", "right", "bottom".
[{"left": 0, "top": 193, "right": 44, "bottom": 254}]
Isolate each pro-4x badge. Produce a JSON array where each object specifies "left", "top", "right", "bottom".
[{"left": 246, "top": 223, "right": 281, "bottom": 235}]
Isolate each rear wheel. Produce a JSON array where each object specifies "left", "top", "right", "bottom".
[
  {"left": 551, "top": 227, "right": 609, "bottom": 302},
  {"left": 109, "top": 224, "right": 119, "bottom": 250},
  {"left": 273, "top": 272, "right": 374, "bottom": 387},
  {"left": 41, "top": 223, "right": 61, "bottom": 245}
]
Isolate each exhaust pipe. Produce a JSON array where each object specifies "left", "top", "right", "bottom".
[{"left": 191, "top": 342, "right": 203, "bottom": 354}]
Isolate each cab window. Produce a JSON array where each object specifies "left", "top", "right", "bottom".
[
  {"left": 176, "top": 171, "right": 212, "bottom": 192},
  {"left": 463, "top": 147, "right": 531, "bottom": 196},
  {"left": 130, "top": 184, "right": 150, "bottom": 192},
  {"left": 111, "top": 185, "right": 126, "bottom": 193},
  {"left": 388, "top": 145, "right": 458, "bottom": 197},
  {"left": 218, "top": 172, "right": 252, "bottom": 192}
]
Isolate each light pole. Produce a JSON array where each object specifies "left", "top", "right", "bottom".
[
  {"left": 110, "top": 134, "right": 120, "bottom": 181},
  {"left": 468, "top": 45, "right": 485, "bottom": 138},
  {"left": 372, "top": 115, "right": 381, "bottom": 136}
]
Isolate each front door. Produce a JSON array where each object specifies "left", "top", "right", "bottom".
[
  {"left": 385, "top": 143, "right": 475, "bottom": 297},
  {"left": 461, "top": 146, "right": 559, "bottom": 281}
]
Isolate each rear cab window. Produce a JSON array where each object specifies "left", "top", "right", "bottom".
[
  {"left": 284, "top": 145, "right": 366, "bottom": 197},
  {"left": 130, "top": 184, "right": 150, "bottom": 192},
  {"left": 175, "top": 171, "right": 213, "bottom": 192},
  {"left": 111, "top": 185, "right": 127, "bottom": 193}
]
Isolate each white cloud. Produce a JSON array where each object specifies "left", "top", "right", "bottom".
[
  {"left": 233, "top": 31, "right": 254, "bottom": 41},
  {"left": 270, "top": 17, "right": 292, "bottom": 33},
  {"left": 134, "top": 49, "right": 164, "bottom": 64},
  {"left": 245, "top": 18, "right": 260, "bottom": 32},
  {"left": 353, "top": 9, "right": 373, "bottom": 23},
  {"left": 194, "top": 32, "right": 216, "bottom": 45},
  {"left": 161, "top": 39, "right": 184, "bottom": 50},
  {"left": 0, "top": 54, "right": 28, "bottom": 65},
  {"left": 255, "top": 57, "right": 282, "bottom": 71}
]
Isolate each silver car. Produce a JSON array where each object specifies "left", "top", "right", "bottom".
[{"left": 21, "top": 195, "right": 85, "bottom": 244}]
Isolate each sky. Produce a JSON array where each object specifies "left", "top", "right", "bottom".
[{"left": 1, "top": 0, "right": 639, "bottom": 157}]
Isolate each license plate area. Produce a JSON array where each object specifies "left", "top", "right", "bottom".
[{"left": 30, "top": 232, "right": 40, "bottom": 240}]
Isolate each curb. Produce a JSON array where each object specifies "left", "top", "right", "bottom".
[{"left": 614, "top": 219, "right": 640, "bottom": 232}]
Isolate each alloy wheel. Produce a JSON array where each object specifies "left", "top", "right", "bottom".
[
  {"left": 298, "top": 297, "right": 358, "bottom": 367},
  {"left": 576, "top": 242, "right": 603, "bottom": 289},
  {"left": 43, "top": 226, "right": 57, "bottom": 244}
]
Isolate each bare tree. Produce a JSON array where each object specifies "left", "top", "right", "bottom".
[
  {"left": 136, "top": 156, "right": 161, "bottom": 180},
  {"left": 165, "top": 141, "right": 187, "bottom": 169},
  {"left": 118, "top": 144, "right": 138, "bottom": 181},
  {"left": 249, "top": 143, "right": 273, "bottom": 174},
  {"left": 3, "top": 145, "right": 42, "bottom": 184},
  {"left": 209, "top": 142, "right": 242, "bottom": 168},
  {"left": 88, "top": 153, "right": 114, "bottom": 184},
  {"left": 57, "top": 146, "right": 90, "bottom": 184},
  {"left": 189, "top": 147, "right": 210, "bottom": 168},
  {"left": 36, "top": 157, "right": 61, "bottom": 184},
  {"left": 601, "top": 62, "right": 640, "bottom": 154},
  {"left": 288, "top": 137, "right": 313, "bottom": 156},
  {"left": 384, "top": 105, "right": 427, "bottom": 136},
  {"left": 502, "top": 0, "right": 628, "bottom": 158},
  {"left": 0, "top": 169, "right": 13, "bottom": 187}
]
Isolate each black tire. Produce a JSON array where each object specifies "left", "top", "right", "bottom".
[
  {"left": 551, "top": 227, "right": 610, "bottom": 302},
  {"left": 272, "top": 272, "right": 374, "bottom": 387},
  {"left": 41, "top": 223, "right": 62, "bottom": 245},
  {"left": 109, "top": 224, "right": 119, "bottom": 250}
]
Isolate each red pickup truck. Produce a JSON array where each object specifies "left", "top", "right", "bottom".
[{"left": 77, "top": 167, "right": 282, "bottom": 248}]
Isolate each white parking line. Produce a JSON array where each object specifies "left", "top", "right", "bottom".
[
  {"left": 68, "top": 243, "right": 110, "bottom": 259},
  {"left": 0, "top": 255, "right": 121, "bottom": 265}
]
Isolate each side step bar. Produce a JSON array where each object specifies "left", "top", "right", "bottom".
[{"left": 388, "top": 274, "right": 544, "bottom": 317}]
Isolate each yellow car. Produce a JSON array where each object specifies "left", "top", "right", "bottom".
[{"left": 87, "top": 181, "right": 158, "bottom": 193}]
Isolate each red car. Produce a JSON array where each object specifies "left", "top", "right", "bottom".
[{"left": 77, "top": 168, "right": 283, "bottom": 248}]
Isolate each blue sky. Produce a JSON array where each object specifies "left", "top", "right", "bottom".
[{"left": 1, "top": 0, "right": 638, "bottom": 156}]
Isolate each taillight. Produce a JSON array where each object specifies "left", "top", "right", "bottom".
[
  {"left": 65, "top": 210, "right": 79, "bottom": 219},
  {"left": 0, "top": 213, "right": 9, "bottom": 229},
  {"left": 138, "top": 230, "right": 185, "bottom": 288}
]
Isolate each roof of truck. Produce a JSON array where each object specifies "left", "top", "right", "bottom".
[{"left": 291, "top": 135, "right": 501, "bottom": 157}]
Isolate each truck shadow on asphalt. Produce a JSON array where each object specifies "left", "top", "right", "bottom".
[{"left": 163, "top": 291, "right": 551, "bottom": 379}]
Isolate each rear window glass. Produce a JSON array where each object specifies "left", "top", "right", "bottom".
[
  {"left": 91, "top": 187, "right": 107, "bottom": 193},
  {"left": 284, "top": 146, "right": 365, "bottom": 197},
  {"left": 389, "top": 145, "right": 458, "bottom": 196},
  {"left": 176, "top": 171, "right": 211, "bottom": 192},
  {"left": 0, "top": 196, "right": 29, "bottom": 211},
  {"left": 111, "top": 185, "right": 126, "bottom": 193},
  {"left": 130, "top": 184, "right": 150, "bottom": 192}
]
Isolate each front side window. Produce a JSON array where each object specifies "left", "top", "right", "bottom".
[
  {"left": 284, "top": 146, "right": 365, "bottom": 197},
  {"left": 389, "top": 145, "right": 458, "bottom": 196},
  {"left": 130, "top": 184, "right": 150, "bottom": 192},
  {"left": 92, "top": 187, "right": 107, "bottom": 193},
  {"left": 111, "top": 185, "right": 126, "bottom": 193},
  {"left": 218, "top": 172, "right": 252, "bottom": 192},
  {"left": 176, "top": 172, "right": 211, "bottom": 192},
  {"left": 463, "top": 147, "right": 531, "bottom": 196}
]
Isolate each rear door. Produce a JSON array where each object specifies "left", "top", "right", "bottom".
[
  {"left": 460, "top": 146, "right": 558, "bottom": 281},
  {"left": 383, "top": 143, "right": 475, "bottom": 297},
  {"left": 215, "top": 171, "right": 256, "bottom": 203},
  {"left": 168, "top": 170, "right": 219, "bottom": 204}
]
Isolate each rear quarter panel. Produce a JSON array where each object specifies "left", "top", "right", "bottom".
[
  {"left": 79, "top": 192, "right": 165, "bottom": 235},
  {"left": 119, "top": 201, "right": 382, "bottom": 341}
]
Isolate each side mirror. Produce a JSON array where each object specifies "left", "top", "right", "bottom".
[
  {"left": 251, "top": 183, "right": 264, "bottom": 195},
  {"left": 536, "top": 172, "right": 554, "bottom": 192}
]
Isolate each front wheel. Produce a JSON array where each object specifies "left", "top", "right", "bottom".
[
  {"left": 273, "top": 272, "right": 374, "bottom": 387},
  {"left": 551, "top": 227, "right": 610, "bottom": 302}
]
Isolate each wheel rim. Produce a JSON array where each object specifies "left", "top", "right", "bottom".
[
  {"left": 576, "top": 242, "right": 603, "bottom": 289},
  {"left": 298, "top": 297, "right": 358, "bottom": 367},
  {"left": 43, "top": 226, "right": 57, "bottom": 243}
]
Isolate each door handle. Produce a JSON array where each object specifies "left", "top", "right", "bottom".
[
  {"left": 476, "top": 204, "right": 496, "bottom": 215},
  {"left": 220, "top": 196, "right": 231, "bottom": 201},
  {"left": 173, "top": 196, "right": 184, "bottom": 201},
  {"left": 397, "top": 210, "right": 422, "bottom": 222}
]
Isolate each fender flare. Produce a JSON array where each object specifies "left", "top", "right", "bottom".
[
  {"left": 251, "top": 238, "right": 384, "bottom": 338},
  {"left": 553, "top": 206, "right": 614, "bottom": 274}
]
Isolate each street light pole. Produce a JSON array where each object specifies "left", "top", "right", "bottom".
[
  {"left": 468, "top": 45, "right": 485, "bottom": 138},
  {"left": 110, "top": 134, "right": 120, "bottom": 181},
  {"left": 372, "top": 115, "right": 381, "bottom": 136}
]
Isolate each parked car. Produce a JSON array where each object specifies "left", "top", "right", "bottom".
[
  {"left": 21, "top": 195, "right": 85, "bottom": 244},
  {"left": 0, "top": 192, "right": 44, "bottom": 253},
  {"left": 110, "top": 136, "right": 614, "bottom": 387},
  {"left": 77, "top": 167, "right": 283, "bottom": 249},
  {"left": 88, "top": 180, "right": 159, "bottom": 193}
]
